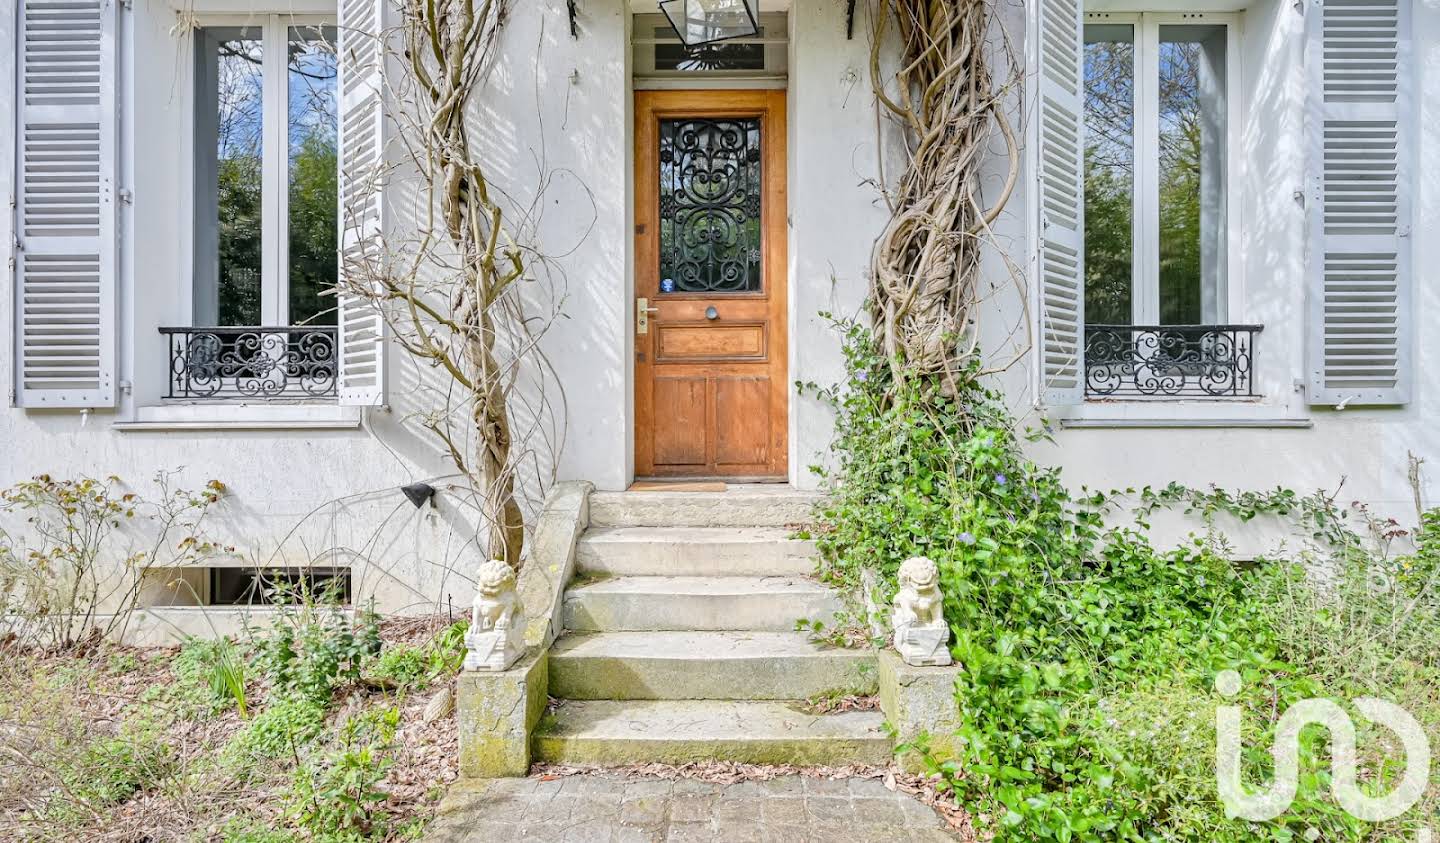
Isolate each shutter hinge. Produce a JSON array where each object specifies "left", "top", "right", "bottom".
[{"left": 118, "top": 188, "right": 134, "bottom": 205}]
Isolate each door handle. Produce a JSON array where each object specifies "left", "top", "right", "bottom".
[{"left": 637, "top": 297, "right": 660, "bottom": 335}]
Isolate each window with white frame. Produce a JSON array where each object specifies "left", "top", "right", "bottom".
[
  {"left": 1035, "top": 1, "right": 1262, "bottom": 403},
  {"left": 192, "top": 18, "right": 338, "bottom": 328},
  {"left": 1082, "top": 13, "right": 1234, "bottom": 327}
]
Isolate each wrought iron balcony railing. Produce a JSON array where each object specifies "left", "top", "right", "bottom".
[
  {"left": 1084, "top": 324, "right": 1262, "bottom": 398},
  {"left": 161, "top": 326, "right": 338, "bottom": 400}
]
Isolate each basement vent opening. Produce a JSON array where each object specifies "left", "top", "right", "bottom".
[{"left": 209, "top": 566, "right": 353, "bottom": 606}]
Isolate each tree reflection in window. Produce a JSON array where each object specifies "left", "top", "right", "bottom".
[{"left": 287, "top": 26, "right": 338, "bottom": 326}]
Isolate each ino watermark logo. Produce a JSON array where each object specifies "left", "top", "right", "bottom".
[{"left": 1214, "top": 669, "right": 1433, "bottom": 840}]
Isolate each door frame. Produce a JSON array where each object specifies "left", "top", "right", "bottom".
[{"left": 632, "top": 89, "right": 789, "bottom": 480}]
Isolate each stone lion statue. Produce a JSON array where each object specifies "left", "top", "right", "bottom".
[
  {"left": 891, "top": 556, "right": 951, "bottom": 666},
  {"left": 465, "top": 559, "right": 524, "bottom": 671},
  {"left": 471, "top": 559, "right": 518, "bottom": 632}
]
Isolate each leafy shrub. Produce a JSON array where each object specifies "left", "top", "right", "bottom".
[
  {"left": 811, "top": 318, "right": 1438, "bottom": 840},
  {"left": 254, "top": 604, "right": 382, "bottom": 708},
  {"left": 288, "top": 707, "right": 400, "bottom": 840},
  {"left": 0, "top": 473, "right": 226, "bottom": 648}
]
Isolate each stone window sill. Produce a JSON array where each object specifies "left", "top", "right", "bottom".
[
  {"left": 1054, "top": 400, "right": 1311, "bottom": 429},
  {"left": 114, "top": 404, "right": 362, "bottom": 431}
]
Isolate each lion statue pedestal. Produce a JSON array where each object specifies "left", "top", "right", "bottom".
[
  {"left": 891, "top": 556, "right": 952, "bottom": 667},
  {"left": 464, "top": 559, "right": 526, "bottom": 672}
]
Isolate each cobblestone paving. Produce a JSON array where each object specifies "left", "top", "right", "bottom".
[{"left": 426, "top": 775, "right": 958, "bottom": 842}]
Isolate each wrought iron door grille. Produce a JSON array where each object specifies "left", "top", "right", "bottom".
[
  {"left": 161, "top": 326, "right": 338, "bottom": 399},
  {"left": 658, "top": 117, "right": 763, "bottom": 293},
  {"left": 1083, "top": 324, "right": 1261, "bottom": 398}
]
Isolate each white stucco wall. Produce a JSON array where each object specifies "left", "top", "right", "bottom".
[
  {"left": 5, "top": 0, "right": 1440, "bottom": 610},
  {"left": 0, "top": 0, "right": 640, "bottom": 611},
  {"left": 1032, "top": 0, "right": 1440, "bottom": 531},
  {"left": 785, "top": 0, "right": 894, "bottom": 486}
]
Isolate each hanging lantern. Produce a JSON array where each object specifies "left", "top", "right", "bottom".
[{"left": 659, "top": 0, "right": 760, "bottom": 47}]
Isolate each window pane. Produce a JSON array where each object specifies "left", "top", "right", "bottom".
[
  {"left": 654, "top": 24, "right": 766, "bottom": 71},
  {"left": 1083, "top": 24, "right": 1135, "bottom": 325},
  {"left": 1158, "top": 25, "right": 1227, "bottom": 324},
  {"left": 287, "top": 26, "right": 339, "bottom": 326},
  {"left": 195, "top": 28, "right": 264, "bottom": 326},
  {"left": 658, "top": 118, "right": 762, "bottom": 293}
]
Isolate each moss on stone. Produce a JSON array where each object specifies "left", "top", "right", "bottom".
[{"left": 456, "top": 648, "right": 548, "bottom": 778}]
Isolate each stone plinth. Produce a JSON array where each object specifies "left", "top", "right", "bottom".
[
  {"left": 457, "top": 647, "right": 548, "bottom": 778},
  {"left": 878, "top": 650, "right": 962, "bottom": 773}
]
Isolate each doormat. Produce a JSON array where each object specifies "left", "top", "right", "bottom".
[{"left": 628, "top": 480, "right": 727, "bottom": 492}]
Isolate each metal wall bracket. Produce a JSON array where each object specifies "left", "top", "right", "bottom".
[{"left": 846, "top": 0, "right": 856, "bottom": 39}]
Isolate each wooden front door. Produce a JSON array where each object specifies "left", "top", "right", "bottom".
[{"left": 634, "top": 90, "right": 788, "bottom": 479}]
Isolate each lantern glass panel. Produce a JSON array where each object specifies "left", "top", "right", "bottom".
[{"left": 659, "top": 0, "right": 760, "bottom": 46}]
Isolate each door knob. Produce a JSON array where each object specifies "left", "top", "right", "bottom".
[{"left": 705, "top": 306, "right": 719, "bottom": 321}]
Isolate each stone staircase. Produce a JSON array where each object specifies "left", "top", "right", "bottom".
[{"left": 532, "top": 486, "right": 890, "bottom": 766}]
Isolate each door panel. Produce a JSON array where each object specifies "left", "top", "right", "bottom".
[
  {"left": 656, "top": 323, "right": 766, "bottom": 362},
  {"left": 714, "top": 377, "right": 771, "bottom": 466},
  {"left": 652, "top": 377, "right": 708, "bottom": 465},
  {"left": 635, "top": 90, "right": 788, "bottom": 479}
]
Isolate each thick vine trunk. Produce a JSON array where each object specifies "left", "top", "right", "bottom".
[
  {"left": 393, "top": 0, "right": 528, "bottom": 567},
  {"left": 868, "top": 0, "right": 1020, "bottom": 390}
]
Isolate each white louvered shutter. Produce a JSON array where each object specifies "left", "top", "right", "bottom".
[
  {"left": 1305, "top": 0, "right": 1412, "bottom": 405},
  {"left": 12, "top": 0, "right": 117, "bottom": 407},
  {"left": 336, "top": 0, "right": 387, "bottom": 405},
  {"left": 1036, "top": 0, "right": 1085, "bottom": 404}
]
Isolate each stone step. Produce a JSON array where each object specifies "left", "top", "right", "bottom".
[
  {"left": 532, "top": 699, "right": 892, "bottom": 766},
  {"left": 548, "top": 631, "right": 876, "bottom": 701},
  {"left": 562, "top": 576, "right": 843, "bottom": 632},
  {"left": 589, "top": 487, "right": 822, "bottom": 528},
  {"left": 576, "top": 527, "right": 817, "bottom": 577}
]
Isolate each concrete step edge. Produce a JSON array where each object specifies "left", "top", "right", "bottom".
[
  {"left": 533, "top": 699, "right": 891, "bottom": 766},
  {"left": 561, "top": 578, "right": 843, "bottom": 632}
]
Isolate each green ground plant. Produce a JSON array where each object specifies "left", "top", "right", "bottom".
[
  {"left": 174, "top": 636, "right": 249, "bottom": 717},
  {"left": 56, "top": 720, "right": 176, "bottom": 819},
  {"left": 809, "top": 318, "right": 1440, "bottom": 841},
  {"left": 252, "top": 597, "right": 383, "bottom": 708},
  {"left": 288, "top": 707, "right": 401, "bottom": 840},
  {"left": 224, "top": 696, "right": 328, "bottom": 764},
  {"left": 366, "top": 620, "right": 469, "bottom": 690}
]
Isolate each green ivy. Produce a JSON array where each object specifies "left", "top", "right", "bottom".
[{"left": 807, "top": 317, "right": 1435, "bottom": 841}]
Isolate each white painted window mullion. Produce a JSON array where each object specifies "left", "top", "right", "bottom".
[
  {"left": 1135, "top": 15, "right": 1160, "bottom": 325},
  {"left": 261, "top": 16, "right": 289, "bottom": 326}
]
